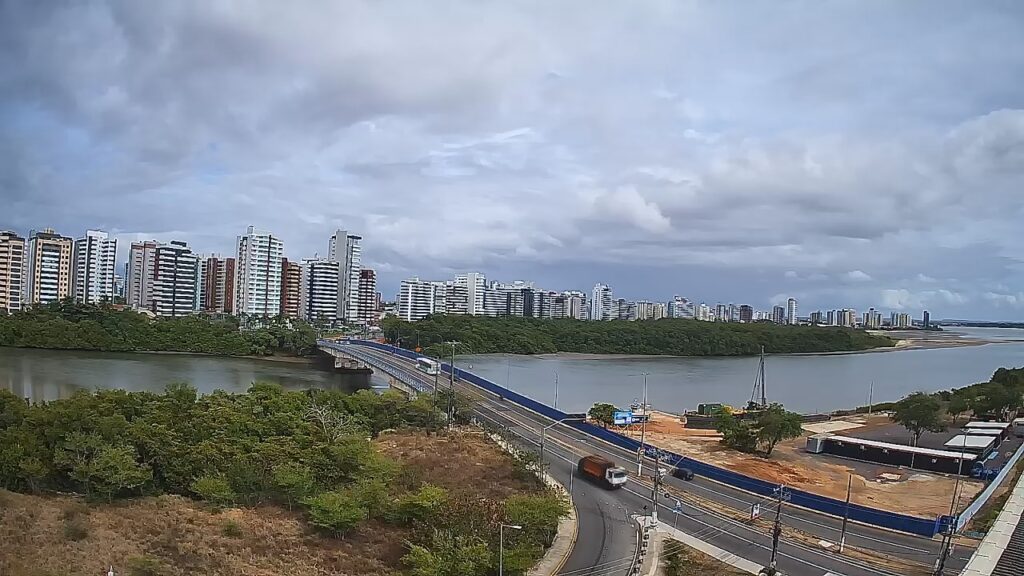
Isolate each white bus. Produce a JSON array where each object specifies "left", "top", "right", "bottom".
[{"left": 416, "top": 357, "right": 440, "bottom": 375}]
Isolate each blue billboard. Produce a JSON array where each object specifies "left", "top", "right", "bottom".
[{"left": 613, "top": 411, "right": 634, "bottom": 425}]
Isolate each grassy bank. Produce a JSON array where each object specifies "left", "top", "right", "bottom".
[{"left": 383, "top": 315, "right": 895, "bottom": 356}]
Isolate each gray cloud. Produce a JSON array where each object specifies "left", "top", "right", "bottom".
[{"left": 2, "top": 1, "right": 1024, "bottom": 319}]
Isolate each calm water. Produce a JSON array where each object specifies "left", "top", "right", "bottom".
[
  {"left": 3, "top": 328, "right": 1023, "bottom": 411},
  {"left": 0, "top": 347, "right": 387, "bottom": 403},
  {"left": 462, "top": 327, "right": 1024, "bottom": 414}
]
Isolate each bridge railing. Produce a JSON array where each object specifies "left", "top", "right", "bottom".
[{"left": 334, "top": 339, "right": 947, "bottom": 537}]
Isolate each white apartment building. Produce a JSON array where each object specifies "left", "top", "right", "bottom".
[
  {"left": 563, "top": 291, "right": 588, "bottom": 320},
  {"left": 398, "top": 277, "right": 436, "bottom": 321},
  {"left": 25, "top": 228, "right": 73, "bottom": 305},
  {"left": 328, "top": 229, "right": 362, "bottom": 323},
  {"left": 786, "top": 297, "right": 798, "bottom": 325},
  {"left": 299, "top": 259, "right": 339, "bottom": 324},
  {"left": 590, "top": 283, "right": 613, "bottom": 321},
  {"left": 0, "top": 231, "right": 25, "bottom": 313},
  {"left": 235, "top": 226, "right": 283, "bottom": 317},
  {"left": 453, "top": 272, "right": 486, "bottom": 315},
  {"left": 73, "top": 230, "right": 117, "bottom": 304}
]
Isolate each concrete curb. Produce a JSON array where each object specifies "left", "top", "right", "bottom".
[
  {"left": 638, "top": 516, "right": 763, "bottom": 575},
  {"left": 487, "top": 433, "right": 580, "bottom": 576}
]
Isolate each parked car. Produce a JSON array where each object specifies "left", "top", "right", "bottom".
[{"left": 672, "top": 467, "right": 695, "bottom": 481}]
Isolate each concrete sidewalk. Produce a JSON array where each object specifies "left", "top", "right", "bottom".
[{"left": 638, "top": 516, "right": 763, "bottom": 575}]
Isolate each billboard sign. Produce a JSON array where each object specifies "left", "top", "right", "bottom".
[{"left": 613, "top": 411, "right": 634, "bottom": 425}]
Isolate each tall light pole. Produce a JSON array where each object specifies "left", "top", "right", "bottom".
[
  {"left": 553, "top": 371, "right": 559, "bottom": 410},
  {"left": 540, "top": 417, "right": 584, "bottom": 464},
  {"left": 499, "top": 523, "right": 523, "bottom": 576},
  {"left": 638, "top": 372, "right": 649, "bottom": 475},
  {"left": 935, "top": 433, "right": 970, "bottom": 576}
]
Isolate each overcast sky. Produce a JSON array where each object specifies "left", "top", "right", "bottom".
[{"left": 3, "top": 1, "right": 1023, "bottom": 319}]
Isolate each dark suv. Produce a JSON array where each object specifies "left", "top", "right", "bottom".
[{"left": 672, "top": 467, "right": 694, "bottom": 481}]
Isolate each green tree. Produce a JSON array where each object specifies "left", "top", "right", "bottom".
[
  {"left": 947, "top": 391, "right": 972, "bottom": 422},
  {"left": 892, "top": 392, "right": 946, "bottom": 446},
  {"left": 503, "top": 493, "right": 569, "bottom": 546},
  {"left": 969, "top": 382, "right": 1023, "bottom": 420},
  {"left": 191, "top": 475, "right": 237, "bottom": 507},
  {"left": 272, "top": 463, "right": 316, "bottom": 509},
  {"left": 714, "top": 409, "right": 758, "bottom": 453},
  {"left": 755, "top": 404, "right": 803, "bottom": 457},
  {"left": 90, "top": 444, "right": 152, "bottom": 501},
  {"left": 588, "top": 403, "right": 619, "bottom": 428},
  {"left": 305, "top": 491, "right": 366, "bottom": 537}
]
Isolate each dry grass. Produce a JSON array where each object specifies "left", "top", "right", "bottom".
[
  {"left": 0, "top": 430, "right": 532, "bottom": 576},
  {"left": 661, "top": 543, "right": 747, "bottom": 576}
]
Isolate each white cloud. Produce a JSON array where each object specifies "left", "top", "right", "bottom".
[{"left": 843, "top": 270, "right": 873, "bottom": 282}]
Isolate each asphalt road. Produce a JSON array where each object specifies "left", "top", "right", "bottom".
[{"left": 346, "top": 345, "right": 972, "bottom": 576}]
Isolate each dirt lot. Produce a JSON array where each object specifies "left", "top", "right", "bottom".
[
  {"left": 0, "top": 430, "right": 535, "bottom": 576},
  {"left": 623, "top": 412, "right": 983, "bottom": 517}
]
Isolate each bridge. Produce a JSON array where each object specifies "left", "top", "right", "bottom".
[
  {"left": 319, "top": 339, "right": 975, "bottom": 576},
  {"left": 318, "top": 340, "right": 430, "bottom": 398}
]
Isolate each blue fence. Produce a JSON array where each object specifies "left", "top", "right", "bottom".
[{"left": 335, "top": 339, "right": 947, "bottom": 537}]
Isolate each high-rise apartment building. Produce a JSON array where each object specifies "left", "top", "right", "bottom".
[
  {"left": 563, "top": 291, "right": 588, "bottom": 320},
  {"left": 715, "top": 303, "right": 728, "bottom": 322},
  {"left": 786, "top": 298, "right": 798, "bottom": 325},
  {"left": 25, "top": 228, "right": 74, "bottom": 305},
  {"left": 200, "top": 256, "right": 236, "bottom": 313},
  {"left": 127, "top": 241, "right": 159, "bottom": 310},
  {"left": 151, "top": 241, "right": 198, "bottom": 317},
  {"left": 809, "top": 311, "right": 824, "bottom": 325},
  {"left": 128, "top": 240, "right": 199, "bottom": 316},
  {"left": 772, "top": 305, "right": 786, "bottom": 324},
  {"left": 890, "top": 312, "right": 912, "bottom": 329},
  {"left": 72, "top": 230, "right": 117, "bottom": 304},
  {"left": 0, "top": 231, "right": 25, "bottom": 313},
  {"left": 357, "top": 268, "right": 378, "bottom": 325},
  {"left": 738, "top": 304, "right": 754, "bottom": 323},
  {"left": 590, "top": 283, "right": 613, "bottom": 321},
  {"left": 863, "top": 307, "right": 882, "bottom": 329},
  {"left": 235, "top": 226, "right": 283, "bottom": 317},
  {"left": 328, "top": 230, "right": 362, "bottom": 322},
  {"left": 668, "top": 296, "right": 694, "bottom": 319},
  {"left": 453, "top": 272, "right": 486, "bottom": 315},
  {"left": 299, "top": 259, "right": 340, "bottom": 324},
  {"left": 398, "top": 277, "right": 436, "bottom": 321},
  {"left": 280, "top": 258, "right": 301, "bottom": 319},
  {"left": 697, "top": 303, "right": 713, "bottom": 321},
  {"left": 922, "top": 310, "right": 930, "bottom": 328}
]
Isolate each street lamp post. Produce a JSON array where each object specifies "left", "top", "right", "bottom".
[
  {"left": 540, "top": 417, "right": 584, "bottom": 465},
  {"left": 499, "top": 523, "right": 523, "bottom": 576}
]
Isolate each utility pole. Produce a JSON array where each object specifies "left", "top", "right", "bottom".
[
  {"left": 638, "top": 372, "right": 649, "bottom": 475},
  {"left": 868, "top": 381, "right": 874, "bottom": 415},
  {"left": 935, "top": 434, "right": 969, "bottom": 575},
  {"left": 444, "top": 341, "right": 459, "bottom": 429},
  {"left": 650, "top": 451, "right": 663, "bottom": 525},
  {"left": 839, "top": 474, "right": 852, "bottom": 553},
  {"left": 769, "top": 485, "right": 789, "bottom": 571}
]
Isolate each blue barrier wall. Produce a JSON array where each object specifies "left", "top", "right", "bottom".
[{"left": 334, "top": 339, "right": 944, "bottom": 537}]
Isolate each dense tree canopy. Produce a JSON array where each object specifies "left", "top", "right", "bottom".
[
  {"left": 892, "top": 392, "right": 946, "bottom": 444},
  {"left": 0, "top": 383, "right": 567, "bottom": 575},
  {"left": 383, "top": 315, "right": 894, "bottom": 357},
  {"left": 0, "top": 300, "right": 317, "bottom": 357}
]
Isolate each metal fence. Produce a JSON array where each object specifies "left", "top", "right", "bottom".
[
  {"left": 334, "top": 339, "right": 946, "bottom": 537},
  {"left": 955, "top": 440, "right": 1024, "bottom": 532}
]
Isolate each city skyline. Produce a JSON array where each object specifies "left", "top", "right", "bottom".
[
  {"left": 0, "top": 222, "right": 999, "bottom": 322},
  {"left": 3, "top": 3, "right": 1024, "bottom": 319}
]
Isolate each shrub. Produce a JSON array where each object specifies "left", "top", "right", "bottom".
[
  {"left": 221, "top": 520, "right": 244, "bottom": 538},
  {"left": 304, "top": 491, "right": 366, "bottom": 537},
  {"left": 190, "top": 475, "right": 236, "bottom": 507},
  {"left": 62, "top": 515, "right": 89, "bottom": 541}
]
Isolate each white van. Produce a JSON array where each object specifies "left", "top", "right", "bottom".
[{"left": 1012, "top": 418, "right": 1024, "bottom": 438}]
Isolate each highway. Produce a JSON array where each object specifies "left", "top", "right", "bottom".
[{"left": 341, "top": 343, "right": 972, "bottom": 576}]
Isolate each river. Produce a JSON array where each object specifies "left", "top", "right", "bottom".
[
  {"left": 3, "top": 328, "right": 1023, "bottom": 411},
  {"left": 0, "top": 348, "right": 389, "bottom": 403},
  {"left": 460, "top": 327, "right": 1024, "bottom": 414}
]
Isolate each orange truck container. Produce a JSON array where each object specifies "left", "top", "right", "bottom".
[{"left": 577, "top": 455, "right": 628, "bottom": 489}]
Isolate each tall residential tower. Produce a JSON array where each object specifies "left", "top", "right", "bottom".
[
  {"left": 234, "top": 226, "right": 283, "bottom": 317},
  {"left": 73, "top": 230, "right": 118, "bottom": 304},
  {"left": 25, "top": 228, "right": 73, "bottom": 305},
  {"left": 0, "top": 231, "right": 25, "bottom": 313}
]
